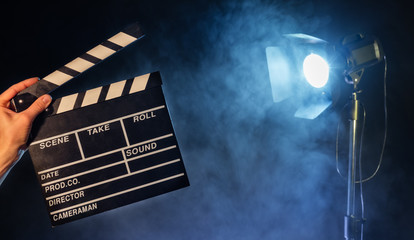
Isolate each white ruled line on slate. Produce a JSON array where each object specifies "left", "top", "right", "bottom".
[{"left": 49, "top": 172, "right": 185, "bottom": 215}]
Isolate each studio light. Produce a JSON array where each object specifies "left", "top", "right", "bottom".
[
  {"left": 266, "top": 33, "right": 335, "bottom": 119},
  {"left": 266, "top": 32, "right": 387, "bottom": 240}
]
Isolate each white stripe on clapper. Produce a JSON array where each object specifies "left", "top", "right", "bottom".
[
  {"left": 105, "top": 80, "right": 126, "bottom": 100},
  {"left": 65, "top": 57, "right": 94, "bottom": 73},
  {"left": 57, "top": 93, "right": 79, "bottom": 114},
  {"left": 86, "top": 45, "right": 115, "bottom": 60},
  {"left": 43, "top": 70, "right": 73, "bottom": 86},
  {"left": 129, "top": 73, "right": 150, "bottom": 94},
  {"left": 108, "top": 32, "right": 137, "bottom": 47},
  {"left": 81, "top": 86, "right": 103, "bottom": 107}
]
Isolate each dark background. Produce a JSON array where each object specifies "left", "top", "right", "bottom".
[{"left": 0, "top": 0, "right": 413, "bottom": 239}]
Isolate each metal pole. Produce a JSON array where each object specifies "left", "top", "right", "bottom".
[{"left": 344, "top": 91, "right": 364, "bottom": 240}]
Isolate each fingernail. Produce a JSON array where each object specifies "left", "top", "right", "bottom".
[{"left": 42, "top": 95, "right": 52, "bottom": 105}]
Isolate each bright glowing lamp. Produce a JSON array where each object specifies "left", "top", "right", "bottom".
[{"left": 303, "top": 53, "right": 329, "bottom": 88}]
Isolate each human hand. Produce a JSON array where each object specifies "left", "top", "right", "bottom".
[{"left": 0, "top": 77, "right": 52, "bottom": 181}]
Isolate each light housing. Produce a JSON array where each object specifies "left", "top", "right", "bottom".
[{"left": 338, "top": 33, "right": 384, "bottom": 85}]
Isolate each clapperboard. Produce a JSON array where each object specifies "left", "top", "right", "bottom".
[{"left": 11, "top": 23, "right": 189, "bottom": 226}]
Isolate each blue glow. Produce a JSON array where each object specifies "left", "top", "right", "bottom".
[{"left": 303, "top": 54, "right": 329, "bottom": 88}]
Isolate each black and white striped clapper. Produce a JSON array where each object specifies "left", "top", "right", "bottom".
[
  {"left": 28, "top": 71, "right": 189, "bottom": 226},
  {"left": 11, "top": 23, "right": 144, "bottom": 112}
]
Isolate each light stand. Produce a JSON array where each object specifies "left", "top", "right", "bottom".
[
  {"left": 344, "top": 84, "right": 365, "bottom": 240},
  {"left": 340, "top": 33, "right": 384, "bottom": 240}
]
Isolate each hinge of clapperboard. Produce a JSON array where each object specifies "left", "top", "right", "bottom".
[{"left": 11, "top": 23, "right": 144, "bottom": 113}]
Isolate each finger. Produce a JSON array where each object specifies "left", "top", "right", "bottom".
[
  {"left": 0, "top": 77, "right": 39, "bottom": 107},
  {"left": 20, "top": 94, "right": 52, "bottom": 122}
]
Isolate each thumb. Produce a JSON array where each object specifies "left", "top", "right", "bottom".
[{"left": 22, "top": 95, "right": 52, "bottom": 122}]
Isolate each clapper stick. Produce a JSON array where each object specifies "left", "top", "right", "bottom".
[{"left": 11, "top": 23, "right": 144, "bottom": 112}]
